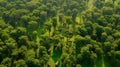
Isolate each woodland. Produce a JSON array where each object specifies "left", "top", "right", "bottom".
[{"left": 0, "top": 0, "right": 120, "bottom": 67}]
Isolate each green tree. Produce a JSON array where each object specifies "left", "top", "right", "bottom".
[
  {"left": 72, "top": 8, "right": 78, "bottom": 22},
  {"left": 74, "top": 35, "right": 90, "bottom": 53},
  {"left": 104, "top": 27, "right": 112, "bottom": 35},
  {"left": 10, "top": 27, "right": 27, "bottom": 40},
  {"left": 95, "top": 24, "right": 104, "bottom": 41},
  {"left": 77, "top": 45, "right": 97, "bottom": 67},
  {"left": 26, "top": 59, "right": 40, "bottom": 67},
  {"left": 38, "top": 46, "right": 49, "bottom": 66},
  {"left": 18, "top": 35, "right": 29, "bottom": 47},
  {"left": 28, "top": 21, "right": 38, "bottom": 31},
  {"left": 85, "top": 21, "right": 93, "bottom": 35},
  {"left": 9, "top": 9, "right": 29, "bottom": 26},
  {"left": 1, "top": 32, "right": 9, "bottom": 41},
  {"left": 13, "top": 59, "right": 27, "bottom": 67},
  {"left": 102, "top": 7, "right": 113, "bottom": 15},
  {"left": 40, "top": 11, "right": 47, "bottom": 23},
  {"left": 103, "top": 42, "right": 112, "bottom": 53},
  {"left": 78, "top": 27, "right": 88, "bottom": 37},
  {"left": 1, "top": 57, "right": 11, "bottom": 67},
  {"left": 101, "top": 32, "right": 107, "bottom": 42},
  {"left": 115, "top": 5, "right": 120, "bottom": 14}
]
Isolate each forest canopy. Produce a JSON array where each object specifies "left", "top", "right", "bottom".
[{"left": 0, "top": 0, "right": 120, "bottom": 67}]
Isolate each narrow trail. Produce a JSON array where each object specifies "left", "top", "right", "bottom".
[
  {"left": 47, "top": 13, "right": 62, "bottom": 67},
  {"left": 49, "top": 57, "right": 55, "bottom": 67},
  {"left": 102, "top": 56, "right": 105, "bottom": 67}
]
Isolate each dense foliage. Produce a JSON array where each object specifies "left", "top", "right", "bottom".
[{"left": 0, "top": 0, "right": 120, "bottom": 67}]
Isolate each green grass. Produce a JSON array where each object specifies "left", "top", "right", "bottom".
[
  {"left": 96, "top": 56, "right": 111, "bottom": 67},
  {"left": 52, "top": 48, "right": 62, "bottom": 62}
]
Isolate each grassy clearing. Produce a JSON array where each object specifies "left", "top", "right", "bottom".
[{"left": 52, "top": 48, "right": 62, "bottom": 62}]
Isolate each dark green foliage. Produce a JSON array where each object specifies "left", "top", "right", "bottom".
[{"left": 0, "top": 0, "right": 120, "bottom": 67}]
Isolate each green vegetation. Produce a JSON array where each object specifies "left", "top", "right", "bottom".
[{"left": 0, "top": 0, "right": 120, "bottom": 67}]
